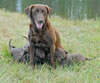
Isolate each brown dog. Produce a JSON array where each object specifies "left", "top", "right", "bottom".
[{"left": 25, "top": 4, "right": 65, "bottom": 68}]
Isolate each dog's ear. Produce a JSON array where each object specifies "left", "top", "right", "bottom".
[
  {"left": 24, "top": 5, "right": 34, "bottom": 17},
  {"left": 45, "top": 5, "right": 52, "bottom": 17},
  {"left": 24, "top": 7, "right": 30, "bottom": 17}
]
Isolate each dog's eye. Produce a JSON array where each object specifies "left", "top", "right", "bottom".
[
  {"left": 35, "top": 9, "right": 39, "bottom": 13},
  {"left": 41, "top": 10, "right": 44, "bottom": 13}
]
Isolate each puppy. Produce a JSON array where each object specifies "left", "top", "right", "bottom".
[
  {"left": 9, "top": 39, "right": 28, "bottom": 63},
  {"left": 65, "top": 54, "right": 91, "bottom": 65},
  {"left": 54, "top": 48, "right": 91, "bottom": 65},
  {"left": 35, "top": 48, "right": 91, "bottom": 66},
  {"left": 9, "top": 39, "right": 46, "bottom": 64},
  {"left": 23, "top": 36, "right": 49, "bottom": 60}
]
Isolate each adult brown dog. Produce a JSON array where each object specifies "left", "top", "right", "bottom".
[{"left": 25, "top": 4, "right": 65, "bottom": 68}]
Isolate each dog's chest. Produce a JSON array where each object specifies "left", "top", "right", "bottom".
[
  {"left": 31, "top": 33, "right": 43, "bottom": 43},
  {"left": 30, "top": 30, "right": 52, "bottom": 46},
  {"left": 31, "top": 31, "right": 49, "bottom": 44}
]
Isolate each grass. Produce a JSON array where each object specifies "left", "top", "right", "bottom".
[{"left": 0, "top": 9, "right": 100, "bottom": 83}]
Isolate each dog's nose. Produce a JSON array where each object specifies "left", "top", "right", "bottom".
[{"left": 39, "top": 20, "right": 43, "bottom": 24}]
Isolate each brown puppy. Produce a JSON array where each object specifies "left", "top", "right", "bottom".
[{"left": 25, "top": 4, "right": 64, "bottom": 68}]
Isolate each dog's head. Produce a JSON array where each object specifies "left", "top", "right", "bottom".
[{"left": 25, "top": 4, "right": 52, "bottom": 30}]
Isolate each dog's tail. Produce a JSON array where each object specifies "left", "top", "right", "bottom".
[
  {"left": 9, "top": 39, "right": 12, "bottom": 50},
  {"left": 22, "top": 36, "right": 28, "bottom": 40},
  {"left": 9, "top": 39, "right": 15, "bottom": 50},
  {"left": 85, "top": 57, "right": 92, "bottom": 61}
]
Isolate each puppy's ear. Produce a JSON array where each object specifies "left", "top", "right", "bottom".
[
  {"left": 24, "top": 5, "right": 34, "bottom": 17},
  {"left": 45, "top": 5, "right": 52, "bottom": 17}
]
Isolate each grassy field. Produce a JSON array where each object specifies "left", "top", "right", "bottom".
[{"left": 0, "top": 9, "right": 100, "bottom": 83}]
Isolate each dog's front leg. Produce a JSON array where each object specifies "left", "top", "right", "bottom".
[
  {"left": 50, "top": 44, "right": 56, "bottom": 68},
  {"left": 29, "top": 43, "right": 35, "bottom": 68}
]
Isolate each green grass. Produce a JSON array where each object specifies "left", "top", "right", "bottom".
[{"left": 0, "top": 9, "right": 100, "bottom": 83}]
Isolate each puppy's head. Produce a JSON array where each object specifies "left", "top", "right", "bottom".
[{"left": 25, "top": 4, "right": 52, "bottom": 30}]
